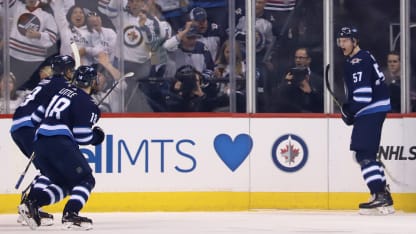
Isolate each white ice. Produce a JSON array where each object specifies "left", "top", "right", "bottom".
[{"left": 1, "top": 210, "right": 415, "bottom": 234}]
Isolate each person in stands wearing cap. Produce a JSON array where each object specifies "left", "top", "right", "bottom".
[
  {"left": 163, "top": 21, "right": 215, "bottom": 79},
  {"left": 192, "top": 0, "right": 228, "bottom": 30},
  {"left": 165, "top": 23, "right": 214, "bottom": 77},
  {"left": 188, "top": 6, "right": 226, "bottom": 61}
]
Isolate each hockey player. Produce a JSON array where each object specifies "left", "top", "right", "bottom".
[
  {"left": 336, "top": 26, "right": 394, "bottom": 215},
  {"left": 18, "top": 65, "right": 104, "bottom": 230},
  {"left": 10, "top": 54, "right": 75, "bottom": 226},
  {"left": 11, "top": 54, "right": 75, "bottom": 163}
]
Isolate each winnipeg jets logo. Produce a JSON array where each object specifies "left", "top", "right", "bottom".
[
  {"left": 280, "top": 144, "right": 299, "bottom": 165},
  {"left": 350, "top": 58, "right": 362, "bottom": 65},
  {"left": 123, "top": 25, "right": 143, "bottom": 48},
  {"left": 17, "top": 13, "right": 40, "bottom": 35},
  {"left": 271, "top": 134, "right": 309, "bottom": 172}
]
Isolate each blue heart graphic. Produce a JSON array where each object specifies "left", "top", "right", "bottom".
[{"left": 214, "top": 134, "right": 253, "bottom": 172}]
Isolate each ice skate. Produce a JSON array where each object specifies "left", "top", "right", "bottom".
[
  {"left": 17, "top": 200, "right": 41, "bottom": 230},
  {"left": 18, "top": 210, "right": 54, "bottom": 226},
  {"left": 359, "top": 190, "right": 395, "bottom": 215},
  {"left": 17, "top": 192, "right": 54, "bottom": 226},
  {"left": 62, "top": 212, "right": 93, "bottom": 230}
]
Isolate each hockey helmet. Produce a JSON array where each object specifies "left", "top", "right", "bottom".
[
  {"left": 51, "top": 55, "right": 75, "bottom": 75},
  {"left": 337, "top": 26, "right": 359, "bottom": 40},
  {"left": 73, "top": 65, "right": 98, "bottom": 90}
]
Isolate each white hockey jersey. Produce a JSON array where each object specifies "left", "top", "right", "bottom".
[{"left": 7, "top": 1, "right": 58, "bottom": 61}]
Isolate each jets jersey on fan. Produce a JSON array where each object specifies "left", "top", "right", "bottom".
[
  {"left": 343, "top": 50, "right": 391, "bottom": 117},
  {"left": 34, "top": 86, "right": 101, "bottom": 145},
  {"left": 6, "top": 0, "right": 58, "bottom": 61},
  {"left": 10, "top": 76, "right": 71, "bottom": 133}
]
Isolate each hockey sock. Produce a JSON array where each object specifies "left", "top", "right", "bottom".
[
  {"left": 63, "top": 178, "right": 94, "bottom": 214},
  {"left": 361, "top": 161, "right": 386, "bottom": 194},
  {"left": 27, "top": 175, "right": 51, "bottom": 201},
  {"left": 28, "top": 183, "right": 66, "bottom": 208},
  {"left": 379, "top": 163, "right": 387, "bottom": 188}
]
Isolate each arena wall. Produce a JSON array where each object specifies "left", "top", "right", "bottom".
[{"left": 0, "top": 114, "right": 415, "bottom": 213}]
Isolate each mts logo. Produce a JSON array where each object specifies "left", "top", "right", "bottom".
[
  {"left": 378, "top": 146, "right": 416, "bottom": 160},
  {"left": 80, "top": 135, "right": 198, "bottom": 174}
]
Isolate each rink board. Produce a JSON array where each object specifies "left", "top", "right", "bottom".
[{"left": 0, "top": 114, "right": 415, "bottom": 213}]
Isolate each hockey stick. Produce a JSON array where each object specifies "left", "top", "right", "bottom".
[
  {"left": 15, "top": 152, "right": 35, "bottom": 190},
  {"left": 380, "top": 161, "right": 411, "bottom": 188},
  {"left": 97, "top": 72, "right": 135, "bottom": 106},
  {"left": 70, "top": 42, "right": 81, "bottom": 69},
  {"left": 324, "top": 64, "right": 343, "bottom": 109}
]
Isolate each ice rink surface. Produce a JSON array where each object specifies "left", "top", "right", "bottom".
[{"left": 1, "top": 210, "right": 415, "bottom": 234}]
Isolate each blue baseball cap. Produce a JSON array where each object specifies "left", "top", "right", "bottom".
[{"left": 189, "top": 7, "right": 207, "bottom": 22}]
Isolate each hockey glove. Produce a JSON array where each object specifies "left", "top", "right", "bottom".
[
  {"left": 91, "top": 126, "right": 105, "bottom": 145},
  {"left": 341, "top": 103, "right": 354, "bottom": 126}
]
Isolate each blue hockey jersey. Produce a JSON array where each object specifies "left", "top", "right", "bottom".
[
  {"left": 34, "top": 86, "right": 101, "bottom": 145},
  {"left": 10, "top": 75, "right": 71, "bottom": 132},
  {"left": 343, "top": 50, "right": 391, "bottom": 117}
]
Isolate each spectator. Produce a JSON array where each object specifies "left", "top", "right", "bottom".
[
  {"left": 234, "top": 0, "right": 273, "bottom": 62},
  {"left": 50, "top": 3, "right": 91, "bottom": 65},
  {"left": 164, "top": 65, "right": 207, "bottom": 112},
  {"left": 234, "top": 0, "right": 274, "bottom": 112},
  {"left": 74, "top": 0, "right": 114, "bottom": 29},
  {"left": 153, "top": 0, "right": 191, "bottom": 32},
  {"left": 271, "top": 1, "right": 324, "bottom": 85},
  {"left": 282, "top": 47, "right": 323, "bottom": 103},
  {"left": 269, "top": 67, "right": 323, "bottom": 113},
  {"left": 85, "top": 10, "right": 117, "bottom": 66},
  {"left": 192, "top": 0, "right": 228, "bottom": 31},
  {"left": 145, "top": 2, "right": 173, "bottom": 73},
  {"left": 264, "top": 0, "right": 297, "bottom": 20},
  {"left": 214, "top": 40, "right": 245, "bottom": 79},
  {"left": 91, "top": 62, "right": 125, "bottom": 113},
  {"left": 213, "top": 39, "right": 246, "bottom": 112},
  {"left": 4, "top": 0, "right": 58, "bottom": 90},
  {"left": 382, "top": 51, "right": 416, "bottom": 113},
  {"left": 188, "top": 6, "right": 225, "bottom": 61},
  {"left": 0, "top": 72, "right": 24, "bottom": 114},
  {"left": 164, "top": 24, "right": 215, "bottom": 79},
  {"left": 383, "top": 51, "right": 401, "bottom": 85},
  {"left": 99, "top": 0, "right": 166, "bottom": 112},
  {"left": 132, "top": 1, "right": 174, "bottom": 112},
  {"left": 383, "top": 51, "right": 401, "bottom": 112}
]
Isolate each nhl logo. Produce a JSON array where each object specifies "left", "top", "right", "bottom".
[{"left": 271, "top": 134, "right": 308, "bottom": 172}]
